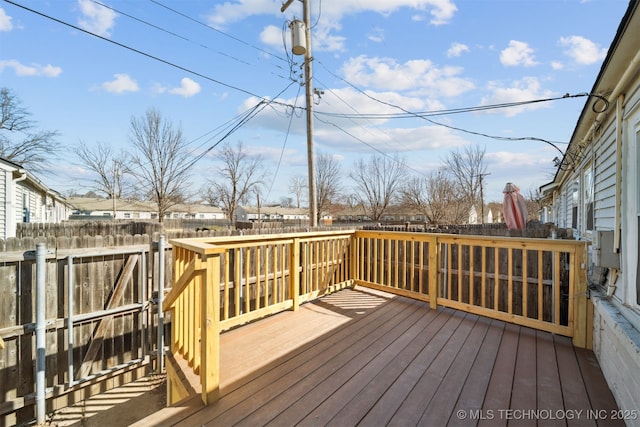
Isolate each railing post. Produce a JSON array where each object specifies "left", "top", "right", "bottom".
[
  {"left": 157, "top": 235, "right": 166, "bottom": 373},
  {"left": 350, "top": 232, "right": 358, "bottom": 286},
  {"left": 35, "top": 243, "right": 46, "bottom": 425},
  {"left": 428, "top": 236, "right": 439, "bottom": 309},
  {"left": 290, "top": 238, "right": 300, "bottom": 311},
  {"left": 572, "top": 244, "right": 591, "bottom": 349},
  {"left": 201, "top": 253, "right": 221, "bottom": 404}
]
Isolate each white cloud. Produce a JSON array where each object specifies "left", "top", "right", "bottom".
[
  {"left": 421, "top": 0, "right": 458, "bottom": 26},
  {"left": 237, "top": 87, "right": 468, "bottom": 154},
  {"left": 487, "top": 151, "right": 550, "bottom": 168},
  {"left": 341, "top": 55, "right": 475, "bottom": 97},
  {"left": 309, "top": 24, "right": 347, "bottom": 52},
  {"left": 368, "top": 27, "right": 385, "bottom": 43},
  {"left": 0, "top": 59, "right": 62, "bottom": 77},
  {"left": 480, "top": 77, "right": 554, "bottom": 117},
  {"left": 101, "top": 73, "right": 138, "bottom": 93},
  {"left": 209, "top": 0, "right": 456, "bottom": 27},
  {"left": 559, "top": 35, "right": 607, "bottom": 65},
  {"left": 0, "top": 7, "right": 13, "bottom": 31},
  {"left": 260, "top": 25, "right": 282, "bottom": 47},
  {"left": 500, "top": 40, "right": 538, "bottom": 67},
  {"left": 77, "top": 0, "right": 117, "bottom": 37},
  {"left": 550, "top": 61, "right": 564, "bottom": 70},
  {"left": 206, "top": 0, "right": 275, "bottom": 28},
  {"left": 208, "top": 0, "right": 456, "bottom": 52},
  {"left": 169, "top": 78, "right": 201, "bottom": 97},
  {"left": 447, "top": 42, "right": 469, "bottom": 58}
]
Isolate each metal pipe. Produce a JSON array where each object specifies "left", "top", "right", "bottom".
[
  {"left": 67, "top": 256, "right": 74, "bottom": 387},
  {"left": 140, "top": 249, "right": 147, "bottom": 359},
  {"left": 157, "top": 235, "right": 165, "bottom": 372},
  {"left": 35, "top": 243, "right": 46, "bottom": 425}
]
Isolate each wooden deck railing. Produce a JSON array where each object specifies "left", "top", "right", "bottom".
[
  {"left": 162, "top": 231, "right": 354, "bottom": 404},
  {"left": 353, "top": 231, "right": 590, "bottom": 343},
  {"left": 163, "top": 230, "right": 590, "bottom": 405}
]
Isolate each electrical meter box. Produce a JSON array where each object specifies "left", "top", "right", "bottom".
[{"left": 594, "top": 230, "right": 620, "bottom": 268}]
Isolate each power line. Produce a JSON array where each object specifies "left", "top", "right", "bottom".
[
  {"left": 150, "top": 0, "right": 289, "bottom": 64},
  {"left": 313, "top": 114, "right": 428, "bottom": 179},
  {"left": 314, "top": 75, "right": 419, "bottom": 155},
  {"left": 89, "top": 0, "right": 254, "bottom": 68},
  {"left": 266, "top": 83, "right": 303, "bottom": 201},
  {"left": 178, "top": 81, "right": 296, "bottom": 175},
  {"left": 3, "top": 0, "right": 294, "bottom": 107},
  {"left": 314, "top": 60, "right": 584, "bottom": 155}
]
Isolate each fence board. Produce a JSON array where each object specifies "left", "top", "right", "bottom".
[{"left": 0, "top": 234, "right": 170, "bottom": 425}]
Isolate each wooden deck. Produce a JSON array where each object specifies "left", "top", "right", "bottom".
[{"left": 137, "top": 287, "right": 621, "bottom": 426}]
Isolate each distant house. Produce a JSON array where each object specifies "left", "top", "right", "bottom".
[
  {"left": 540, "top": 0, "right": 639, "bottom": 416},
  {"left": 68, "top": 197, "right": 226, "bottom": 220},
  {"left": 468, "top": 206, "right": 494, "bottom": 225},
  {"left": 235, "top": 206, "right": 309, "bottom": 222},
  {"left": 332, "top": 206, "right": 370, "bottom": 222},
  {"left": 0, "top": 157, "right": 71, "bottom": 239}
]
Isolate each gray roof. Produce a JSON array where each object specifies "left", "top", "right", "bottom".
[{"left": 68, "top": 197, "right": 223, "bottom": 214}]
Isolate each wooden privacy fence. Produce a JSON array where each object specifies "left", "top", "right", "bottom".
[
  {"left": 0, "top": 236, "right": 168, "bottom": 426},
  {"left": 165, "top": 229, "right": 591, "bottom": 406}
]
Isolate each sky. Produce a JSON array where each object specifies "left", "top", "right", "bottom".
[{"left": 0, "top": 0, "right": 631, "bottom": 206}]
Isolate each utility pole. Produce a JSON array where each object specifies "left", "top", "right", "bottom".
[{"left": 282, "top": 0, "right": 317, "bottom": 227}]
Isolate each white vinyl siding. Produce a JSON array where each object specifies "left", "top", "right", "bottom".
[{"left": 594, "top": 120, "right": 618, "bottom": 231}]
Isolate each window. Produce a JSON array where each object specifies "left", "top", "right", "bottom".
[
  {"left": 584, "top": 168, "right": 594, "bottom": 231},
  {"left": 571, "top": 179, "right": 579, "bottom": 229}
]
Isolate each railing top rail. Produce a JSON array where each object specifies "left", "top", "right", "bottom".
[
  {"left": 354, "top": 230, "right": 589, "bottom": 251},
  {"left": 169, "top": 228, "right": 588, "bottom": 257},
  {"left": 170, "top": 229, "right": 357, "bottom": 252},
  {"left": 168, "top": 239, "right": 227, "bottom": 256}
]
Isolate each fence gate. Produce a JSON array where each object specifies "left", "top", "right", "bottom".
[{"left": 0, "top": 238, "right": 166, "bottom": 426}]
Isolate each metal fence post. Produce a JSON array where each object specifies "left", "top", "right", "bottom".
[
  {"left": 157, "top": 235, "right": 165, "bottom": 372},
  {"left": 67, "top": 256, "right": 74, "bottom": 387},
  {"left": 35, "top": 243, "right": 46, "bottom": 425}
]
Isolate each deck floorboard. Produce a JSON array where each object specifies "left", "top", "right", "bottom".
[{"left": 142, "top": 287, "right": 621, "bottom": 427}]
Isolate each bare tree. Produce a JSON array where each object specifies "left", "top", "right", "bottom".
[
  {"left": 402, "top": 169, "right": 468, "bottom": 225},
  {"left": 0, "top": 87, "right": 60, "bottom": 170},
  {"left": 279, "top": 196, "right": 295, "bottom": 208},
  {"left": 444, "top": 145, "right": 487, "bottom": 212},
  {"left": 129, "top": 108, "right": 192, "bottom": 223},
  {"left": 316, "top": 153, "right": 342, "bottom": 222},
  {"left": 288, "top": 175, "right": 306, "bottom": 209},
  {"left": 350, "top": 154, "right": 406, "bottom": 221},
  {"left": 75, "top": 141, "right": 130, "bottom": 199},
  {"left": 205, "top": 141, "right": 264, "bottom": 222},
  {"left": 525, "top": 187, "right": 544, "bottom": 221}
]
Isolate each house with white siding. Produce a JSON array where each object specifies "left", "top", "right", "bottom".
[
  {"left": 0, "top": 157, "right": 71, "bottom": 239},
  {"left": 68, "top": 197, "right": 226, "bottom": 220},
  {"left": 540, "top": 0, "right": 639, "bottom": 414},
  {"left": 235, "top": 206, "right": 309, "bottom": 222}
]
